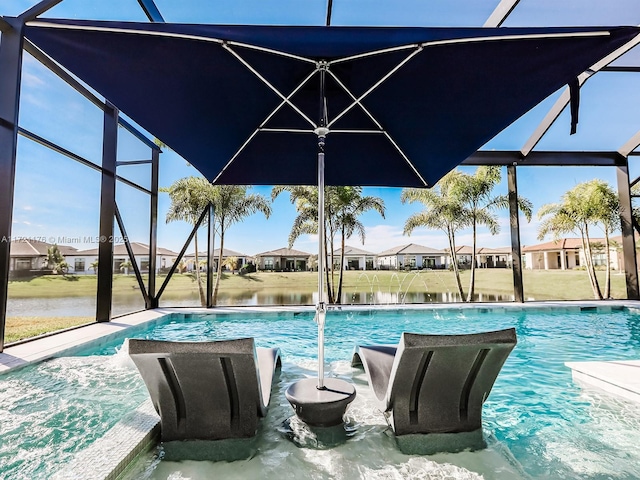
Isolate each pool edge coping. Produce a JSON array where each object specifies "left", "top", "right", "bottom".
[{"left": 2, "top": 300, "right": 638, "bottom": 375}]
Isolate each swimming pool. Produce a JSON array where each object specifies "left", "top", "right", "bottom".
[{"left": 1, "top": 305, "right": 640, "bottom": 479}]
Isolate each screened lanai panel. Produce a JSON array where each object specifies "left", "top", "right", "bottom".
[
  {"left": 19, "top": 51, "right": 104, "bottom": 167},
  {"left": 533, "top": 73, "right": 640, "bottom": 151},
  {"left": 503, "top": 0, "right": 640, "bottom": 27},
  {"left": 329, "top": 0, "right": 501, "bottom": 26},
  {"left": 481, "top": 91, "right": 564, "bottom": 151},
  {"left": 42, "top": 0, "right": 150, "bottom": 22},
  {"left": 152, "top": 0, "right": 327, "bottom": 24}
]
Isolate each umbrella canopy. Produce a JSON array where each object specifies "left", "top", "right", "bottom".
[
  {"left": 23, "top": 20, "right": 639, "bottom": 387},
  {"left": 24, "top": 21, "right": 639, "bottom": 188}
]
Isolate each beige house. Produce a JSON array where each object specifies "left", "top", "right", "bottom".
[
  {"left": 8, "top": 239, "right": 77, "bottom": 274},
  {"left": 332, "top": 245, "right": 376, "bottom": 270},
  {"left": 522, "top": 237, "right": 623, "bottom": 271},
  {"left": 184, "top": 248, "right": 250, "bottom": 271},
  {"left": 445, "top": 245, "right": 512, "bottom": 268},
  {"left": 254, "top": 247, "right": 311, "bottom": 271},
  {"left": 476, "top": 247, "right": 512, "bottom": 268},
  {"left": 377, "top": 243, "right": 446, "bottom": 270},
  {"left": 66, "top": 242, "right": 179, "bottom": 274}
]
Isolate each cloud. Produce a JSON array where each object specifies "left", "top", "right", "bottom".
[{"left": 22, "top": 205, "right": 33, "bottom": 211}]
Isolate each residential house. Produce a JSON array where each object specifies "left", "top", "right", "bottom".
[
  {"left": 522, "top": 237, "right": 623, "bottom": 271},
  {"left": 376, "top": 243, "right": 446, "bottom": 270},
  {"left": 66, "top": 242, "right": 179, "bottom": 274},
  {"left": 444, "top": 246, "right": 512, "bottom": 269},
  {"left": 332, "top": 245, "right": 376, "bottom": 270},
  {"left": 8, "top": 239, "right": 78, "bottom": 275},
  {"left": 254, "top": 247, "right": 311, "bottom": 271},
  {"left": 476, "top": 247, "right": 512, "bottom": 268},
  {"left": 446, "top": 245, "right": 474, "bottom": 268},
  {"left": 184, "top": 248, "right": 250, "bottom": 271}
]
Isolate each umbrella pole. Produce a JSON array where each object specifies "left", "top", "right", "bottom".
[{"left": 316, "top": 135, "right": 327, "bottom": 390}]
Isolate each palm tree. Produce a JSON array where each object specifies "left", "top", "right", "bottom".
[
  {"left": 223, "top": 255, "right": 239, "bottom": 274},
  {"left": 449, "top": 166, "right": 532, "bottom": 302},
  {"left": 585, "top": 180, "right": 619, "bottom": 299},
  {"left": 161, "top": 176, "right": 216, "bottom": 306},
  {"left": 402, "top": 171, "right": 469, "bottom": 299},
  {"left": 537, "top": 180, "right": 619, "bottom": 300},
  {"left": 332, "top": 187, "right": 385, "bottom": 304},
  {"left": 272, "top": 186, "right": 384, "bottom": 304},
  {"left": 119, "top": 260, "right": 132, "bottom": 275},
  {"left": 90, "top": 260, "right": 99, "bottom": 274},
  {"left": 46, "top": 245, "right": 69, "bottom": 275},
  {"left": 210, "top": 185, "right": 271, "bottom": 305}
]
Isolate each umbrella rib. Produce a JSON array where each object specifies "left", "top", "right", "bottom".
[
  {"left": 260, "top": 128, "right": 313, "bottom": 133},
  {"left": 330, "top": 129, "right": 384, "bottom": 134},
  {"left": 225, "top": 40, "right": 317, "bottom": 64},
  {"left": 211, "top": 68, "right": 318, "bottom": 184},
  {"left": 329, "top": 31, "right": 610, "bottom": 65},
  {"left": 326, "top": 68, "right": 428, "bottom": 187},
  {"left": 327, "top": 46, "right": 423, "bottom": 128},
  {"left": 222, "top": 43, "right": 318, "bottom": 129}
]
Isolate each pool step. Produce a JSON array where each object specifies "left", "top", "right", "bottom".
[
  {"left": 51, "top": 400, "right": 159, "bottom": 480},
  {"left": 566, "top": 359, "right": 640, "bottom": 403}
]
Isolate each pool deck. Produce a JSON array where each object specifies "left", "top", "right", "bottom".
[
  {"left": 565, "top": 359, "right": 640, "bottom": 404},
  {"left": 0, "top": 309, "right": 169, "bottom": 373}
]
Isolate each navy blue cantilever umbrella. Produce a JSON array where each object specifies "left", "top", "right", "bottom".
[{"left": 25, "top": 20, "right": 639, "bottom": 386}]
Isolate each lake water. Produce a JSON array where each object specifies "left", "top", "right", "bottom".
[{"left": 7, "top": 290, "right": 514, "bottom": 318}]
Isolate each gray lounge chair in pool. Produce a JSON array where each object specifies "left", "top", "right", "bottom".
[
  {"left": 351, "top": 328, "right": 517, "bottom": 454},
  {"left": 128, "top": 338, "right": 281, "bottom": 442}
]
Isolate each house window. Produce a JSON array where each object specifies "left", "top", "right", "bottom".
[
  {"left": 592, "top": 253, "right": 607, "bottom": 266},
  {"left": 575, "top": 252, "right": 580, "bottom": 267},
  {"left": 74, "top": 259, "right": 85, "bottom": 272},
  {"left": 405, "top": 256, "right": 416, "bottom": 268},
  {"left": 365, "top": 257, "right": 374, "bottom": 270},
  {"left": 15, "top": 258, "right": 31, "bottom": 270},
  {"left": 140, "top": 257, "right": 149, "bottom": 271},
  {"left": 423, "top": 257, "right": 435, "bottom": 268},
  {"left": 264, "top": 258, "right": 274, "bottom": 270}
]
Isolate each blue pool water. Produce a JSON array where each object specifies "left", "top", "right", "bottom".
[{"left": 1, "top": 306, "right": 640, "bottom": 479}]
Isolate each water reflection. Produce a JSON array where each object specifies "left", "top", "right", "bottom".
[{"left": 7, "top": 289, "right": 516, "bottom": 318}]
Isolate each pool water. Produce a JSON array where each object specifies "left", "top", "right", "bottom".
[{"left": 1, "top": 306, "right": 640, "bottom": 479}]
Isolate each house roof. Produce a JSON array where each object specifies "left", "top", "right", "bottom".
[
  {"left": 333, "top": 245, "right": 374, "bottom": 256},
  {"left": 377, "top": 243, "right": 444, "bottom": 256},
  {"left": 254, "top": 247, "right": 311, "bottom": 257},
  {"left": 185, "top": 248, "right": 247, "bottom": 258},
  {"left": 10, "top": 239, "right": 77, "bottom": 257},
  {"left": 443, "top": 245, "right": 475, "bottom": 255},
  {"left": 72, "top": 242, "right": 179, "bottom": 257},
  {"left": 521, "top": 238, "right": 588, "bottom": 252},
  {"left": 478, "top": 247, "right": 511, "bottom": 255}
]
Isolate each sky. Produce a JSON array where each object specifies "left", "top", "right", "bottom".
[{"left": 4, "top": 0, "right": 640, "bottom": 257}]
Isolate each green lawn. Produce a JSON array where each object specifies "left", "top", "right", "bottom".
[
  {"left": 5, "top": 268, "right": 629, "bottom": 343},
  {"left": 7, "top": 269, "right": 628, "bottom": 300}
]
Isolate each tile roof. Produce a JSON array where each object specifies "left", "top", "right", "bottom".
[
  {"left": 521, "top": 238, "right": 590, "bottom": 252},
  {"left": 185, "top": 248, "right": 248, "bottom": 258},
  {"left": 71, "top": 242, "right": 179, "bottom": 256},
  {"left": 10, "top": 239, "right": 77, "bottom": 257},
  {"left": 333, "top": 245, "right": 375, "bottom": 256},
  {"left": 377, "top": 243, "right": 444, "bottom": 256},
  {"left": 254, "top": 247, "right": 311, "bottom": 257}
]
